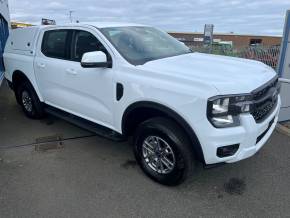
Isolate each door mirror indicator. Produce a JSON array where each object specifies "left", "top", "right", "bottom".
[{"left": 81, "top": 51, "right": 111, "bottom": 68}]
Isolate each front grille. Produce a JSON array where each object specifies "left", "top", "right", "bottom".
[
  {"left": 250, "top": 76, "right": 278, "bottom": 122},
  {"left": 251, "top": 100, "right": 277, "bottom": 122}
]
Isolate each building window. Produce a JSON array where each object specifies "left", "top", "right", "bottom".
[{"left": 250, "top": 39, "right": 262, "bottom": 46}]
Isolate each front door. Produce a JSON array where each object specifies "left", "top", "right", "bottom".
[{"left": 35, "top": 28, "right": 115, "bottom": 128}]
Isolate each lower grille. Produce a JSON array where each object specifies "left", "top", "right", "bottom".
[{"left": 256, "top": 118, "right": 275, "bottom": 144}]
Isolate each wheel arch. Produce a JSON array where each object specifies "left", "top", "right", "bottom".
[
  {"left": 12, "top": 70, "right": 30, "bottom": 86},
  {"left": 122, "top": 101, "right": 205, "bottom": 163},
  {"left": 12, "top": 70, "right": 43, "bottom": 102}
]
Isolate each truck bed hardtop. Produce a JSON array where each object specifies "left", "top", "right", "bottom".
[{"left": 4, "top": 22, "right": 146, "bottom": 56}]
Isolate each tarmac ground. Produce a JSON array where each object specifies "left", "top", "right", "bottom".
[{"left": 0, "top": 82, "right": 290, "bottom": 218}]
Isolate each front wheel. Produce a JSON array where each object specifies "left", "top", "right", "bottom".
[{"left": 134, "top": 117, "right": 195, "bottom": 186}]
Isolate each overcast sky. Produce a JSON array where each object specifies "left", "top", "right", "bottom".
[{"left": 8, "top": 0, "right": 290, "bottom": 36}]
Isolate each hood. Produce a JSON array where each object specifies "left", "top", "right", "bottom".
[{"left": 140, "top": 52, "right": 277, "bottom": 94}]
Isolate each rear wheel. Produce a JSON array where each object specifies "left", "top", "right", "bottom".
[
  {"left": 134, "top": 117, "right": 195, "bottom": 186},
  {"left": 16, "top": 81, "right": 44, "bottom": 119}
]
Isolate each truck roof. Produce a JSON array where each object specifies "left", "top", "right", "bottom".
[{"left": 22, "top": 22, "right": 147, "bottom": 31}]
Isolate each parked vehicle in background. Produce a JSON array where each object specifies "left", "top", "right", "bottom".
[
  {"left": 3, "top": 23, "right": 281, "bottom": 185},
  {"left": 212, "top": 41, "right": 233, "bottom": 56}
]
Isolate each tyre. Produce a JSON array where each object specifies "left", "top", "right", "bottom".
[
  {"left": 16, "top": 81, "right": 44, "bottom": 119},
  {"left": 134, "top": 117, "right": 195, "bottom": 186}
]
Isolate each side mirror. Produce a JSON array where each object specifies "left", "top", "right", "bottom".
[{"left": 81, "top": 51, "right": 111, "bottom": 68}]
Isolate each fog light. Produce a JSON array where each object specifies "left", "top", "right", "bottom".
[{"left": 217, "top": 144, "right": 239, "bottom": 158}]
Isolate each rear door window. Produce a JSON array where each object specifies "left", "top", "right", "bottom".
[{"left": 41, "top": 30, "right": 71, "bottom": 60}]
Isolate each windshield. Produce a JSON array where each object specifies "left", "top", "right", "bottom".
[{"left": 100, "top": 26, "right": 191, "bottom": 65}]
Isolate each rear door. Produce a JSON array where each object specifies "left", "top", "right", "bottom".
[{"left": 34, "top": 28, "right": 73, "bottom": 106}]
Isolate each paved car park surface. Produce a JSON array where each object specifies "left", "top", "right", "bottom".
[{"left": 0, "top": 82, "right": 290, "bottom": 218}]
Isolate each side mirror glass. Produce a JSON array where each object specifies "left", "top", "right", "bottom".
[{"left": 81, "top": 51, "right": 110, "bottom": 68}]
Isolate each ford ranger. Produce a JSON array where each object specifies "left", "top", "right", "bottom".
[{"left": 3, "top": 23, "right": 281, "bottom": 185}]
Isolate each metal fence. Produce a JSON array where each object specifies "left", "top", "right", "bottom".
[{"left": 188, "top": 45, "right": 281, "bottom": 69}]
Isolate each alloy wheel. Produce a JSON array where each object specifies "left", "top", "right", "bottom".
[
  {"left": 21, "top": 90, "right": 33, "bottom": 112},
  {"left": 142, "top": 136, "right": 176, "bottom": 174}
]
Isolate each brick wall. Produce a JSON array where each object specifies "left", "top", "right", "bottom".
[{"left": 168, "top": 32, "right": 282, "bottom": 49}]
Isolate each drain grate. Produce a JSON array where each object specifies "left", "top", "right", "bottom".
[{"left": 35, "top": 135, "right": 64, "bottom": 151}]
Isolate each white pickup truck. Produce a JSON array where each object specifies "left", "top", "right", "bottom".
[{"left": 3, "top": 23, "right": 281, "bottom": 186}]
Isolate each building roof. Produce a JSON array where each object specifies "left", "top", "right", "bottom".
[
  {"left": 82, "top": 22, "right": 147, "bottom": 28},
  {"left": 168, "top": 31, "right": 282, "bottom": 38}
]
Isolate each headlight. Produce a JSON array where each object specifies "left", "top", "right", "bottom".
[{"left": 207, "top": 95, "right": 252, "bottom": 128}]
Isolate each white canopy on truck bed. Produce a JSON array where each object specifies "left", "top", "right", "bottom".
[{"left": 5, "top": 26, "right": 41, "bottom": 56}]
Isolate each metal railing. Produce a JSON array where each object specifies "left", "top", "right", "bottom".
[
  {"left": 238, "top": 46, "right": 280, "bottom": 69},
  {"left": 188, "top": 44, "right": 280, "bottom": 69}
]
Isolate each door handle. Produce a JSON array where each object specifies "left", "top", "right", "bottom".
[
  {"left": 37, "top": 63, "right": 45, "bottom": 68},
  {"left": 66, "top": 69, "right": 77, "bottom": 75}
]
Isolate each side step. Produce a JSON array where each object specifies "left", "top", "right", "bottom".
[{"left": 44, "top": 105, "right": 126, "bottom": 142}]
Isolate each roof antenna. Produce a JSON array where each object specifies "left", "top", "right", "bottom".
[{"left": 69, "top": 10, "right": 75, "bottom": 23}]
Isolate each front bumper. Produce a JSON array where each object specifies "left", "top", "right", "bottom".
[{"left": 195, "top": 95, "right": 281, "bottom": 165}]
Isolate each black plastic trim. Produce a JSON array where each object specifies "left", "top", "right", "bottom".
[
  {"left": 251, "top": 74, "right": 278, "bottom": 95},
  {"left": 81, "top": 61, "right": 111, "bottom": 68},
  {"left": 256, "top": 117, "right": 275, "bottom": 144},
  {"left": 216, "top": 144, "right": 239, "bottom": 158},
  {"left": 116, "top": 83, "right": 123, "bottom": 101},
  {"left": 44, "top": 104, "right": 125, "bottom": 141},
  {"left": 122, "top": 101, "right": 205, "bottom": 163}
]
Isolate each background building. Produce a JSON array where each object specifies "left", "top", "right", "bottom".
[
  {"left": 169, "top": 32, "right": 281, "bottom": 50},
  {"left": 0, "top": 0, "right": 10, "bottom": 85}
]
